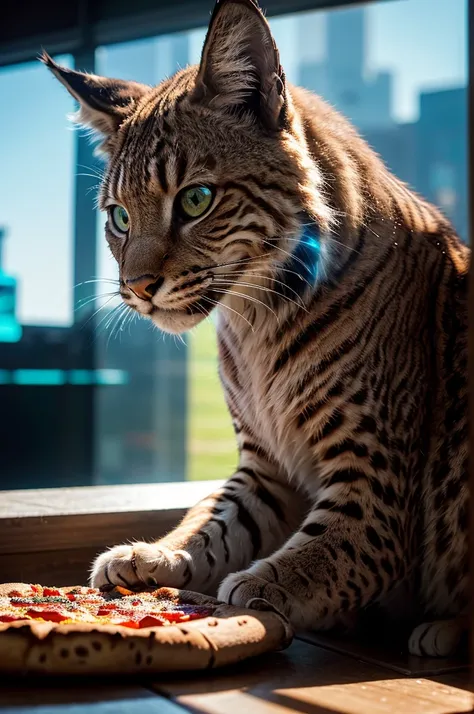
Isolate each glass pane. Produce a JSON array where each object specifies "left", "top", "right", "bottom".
[
  {"left": 273, "top": 0, "right": 467, "bottom": 240},
  {"left": 94, "top": 33, "right": 236, "bottom": 485},
  {"left": 0, "top": 56, "right": 91, "bottom": 490},
  {"left": 3, "top": 0, "right": 463, "bottom": 490},
  {"left": 0, "top": 57, "right": 75, "bottom": 326},
  {"left": 90, "top": 0, "right": 466, "bottom": 486}
]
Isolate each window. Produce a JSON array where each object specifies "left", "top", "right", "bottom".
[
  {"left": 0, "top": 56, "right": 75, "bottom": 328},
  {"left": 0, "top": 57, "right": 87, "bottom": 489},
  {"left": 274, "top": 0, "right": 467, "bottom": 240},
  {"left": 93, "top": 32, "right": 236, "bottom": 486},
  {"left": 0, "top": 0, "right": 467, "bottom": 491}
]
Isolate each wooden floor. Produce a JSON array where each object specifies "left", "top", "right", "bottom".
[{"left": 0, "top": 637, "right": 472, "bottom": 714}]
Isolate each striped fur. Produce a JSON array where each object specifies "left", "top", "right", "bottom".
[{"left": 45, "top": 0, "right": 469, "bottom": 657}]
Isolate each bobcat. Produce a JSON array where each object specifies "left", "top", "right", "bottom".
[{"left": 44, "top": 0, "right": 469, "bottom": 657}]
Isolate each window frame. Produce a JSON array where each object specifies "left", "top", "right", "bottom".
[
  {"left": 0, "top": 0, "right": 377, "bottom": 67},
  {"left": 0, "top": 480, "right": 224, "bottom": 585}
]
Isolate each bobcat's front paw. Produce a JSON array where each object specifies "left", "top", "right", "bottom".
[
  {"left": 90, "top": 542, "right": 193, "bottom": 590},
  {"left": 218, "top": 558, "right": 324, "bottom": 629},
  {"left": 218, "top": 569, "right": 290, "bottom": 616},
  {"left": 408, "top": 619, "right": 466, "bottom": 657}
]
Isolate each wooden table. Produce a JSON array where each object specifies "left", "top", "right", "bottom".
[{"left": 0, "top": 637, "right": 472, "bottom": 714}]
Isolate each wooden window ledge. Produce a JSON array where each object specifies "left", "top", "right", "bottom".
[
  {"left": 0, "top": 481, "right": 471, "bottom": 683},
  {"left": 0, "top": 481, "right": 223, "bottom": 586}
]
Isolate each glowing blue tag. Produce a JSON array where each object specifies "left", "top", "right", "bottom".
[{"left": 278, "top": 221, "right": 322, "bottom": 299}]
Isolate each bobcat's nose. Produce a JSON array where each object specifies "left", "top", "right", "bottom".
[{"left": 126, "top": 275, "right": 164, "bottom": 301}]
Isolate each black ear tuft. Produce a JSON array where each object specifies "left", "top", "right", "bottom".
[
  {"left": 41, "top": 51, "right": 151, "bottom": 152},
  {"left": 39, "top": 49, "right": 55, "bottom": 69}
]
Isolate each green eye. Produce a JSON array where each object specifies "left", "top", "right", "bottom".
[
  {"left": 179, "top": 186, "right": 214, "bottom": 219},
  {"left": 110, "top": 205, "right": 130, "bottom": 234}
]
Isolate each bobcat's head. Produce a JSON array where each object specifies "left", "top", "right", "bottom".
[{"left": 44, "top": 0, "right": 331, "bottom": 333}]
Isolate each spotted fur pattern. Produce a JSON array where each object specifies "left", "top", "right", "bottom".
[{"left": 44, "top": 0, "right": 469, "bottom": 657}]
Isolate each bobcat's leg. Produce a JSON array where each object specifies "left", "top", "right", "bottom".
[
  {"left": 90, "top": 453, "right": 303, "bottom": 593},
  {"left": 219, "top": 484, "right": 404, "bottom": 630},
  {"left": 408, "top": 618, "right": 468, "bottom": 657}
]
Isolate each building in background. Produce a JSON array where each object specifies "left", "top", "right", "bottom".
[
  {"left": 297, "top": 6, "right": 467, "bottom": 241},
  {"left": 0, "top": 227, "right": 22, "bottom": 344},
  {"left": 299, "top": 8, "right": 393, "bottom": 131},
  {"left": 416, "top": 88, "right": 467, "bottom": 241}
]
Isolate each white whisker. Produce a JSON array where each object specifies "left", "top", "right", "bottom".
[
  {"left": 107, "top": 304, "right": 130, "bottom": 349},
  {"left": 75, "top": 278, "right": 120, "bottom": 289},
  {"left": 261, "top": 238, "right": 309, "bottom": 271},
  {"left": 81, "top": 294, "right": 118, "bottom": 329},
  {"left": 92, "top": 302, "right": 126, "bottom": 341},
  {"left": 215, "top": 276, "right": 308, "bottom": 312},
  {"left": 218, "top": 270, "right": 310, "bottom": 303},
  {"left": 203, "top": 295, "right": 254, "bottom": 331},
  {"left": 211, "top": 287, "right": 280, "bottom": 322},
  {"left": 284, "top": 233, "right": 361, "bottom": 255},
  {"left": 75, "top": 292, "right": 119, "bottom": 311},
  {"left": 77, "top": 163, "right": 106, "bottom": 180}
]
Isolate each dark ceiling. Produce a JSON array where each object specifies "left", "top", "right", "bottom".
[{"left": 1, "top": 0, "right": 370, "bottom": 66}]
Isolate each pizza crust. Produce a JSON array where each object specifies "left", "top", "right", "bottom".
[{"left": 0, "top": 584, "right": 293, "bottom": 675}]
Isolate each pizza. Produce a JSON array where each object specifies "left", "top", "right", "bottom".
[
  {"left": 0, "top": 583, "right": 214, "bottom": 629},
  {"left": 0, "top": 583, "right": 292, "bottom": 675}
]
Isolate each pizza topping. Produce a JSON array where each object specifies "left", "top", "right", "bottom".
[
  {"left": 10, "top": 600, "right": 32, "bottom": 607},
  {"left": 138, "top": 615, "right": 166, "bottom": 628},
  {"left": 10, "top": 596, "right": 72, "bottom": 607},
  {"left": 0, "top": 584, "right": 215, "bottom": 629},
  {"left": 96, "top": 606, "right": 118, "bottom": 616},
  {"left": 68, "top": 587, "right": 90, "bottom": 595},
  {"left": 115, "top": 586, "right": 135, "bottom": 597},
  {"left": 0, "top": 614, "right": 19, "bottom": 622},
  {"left": 111, "top": 619, "right": 140, "bottom": 629},
  {"left": 42, "top": 588, "right": 61, "bottom": 597},
  {"left": 25, "top": 608, "right": 69, "bottom": 623},
  {"left": 151, "top": 587, "right": 179, "bottom": 602}
]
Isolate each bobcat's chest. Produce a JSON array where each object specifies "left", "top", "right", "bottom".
[{"left": 224, "top": 327, "right": 319, "bottom": 484}]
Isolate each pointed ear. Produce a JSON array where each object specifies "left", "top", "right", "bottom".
[
  {"left": 40, "top": 52, "right": 151, "bottom": 152},
  {"left": 194, "top": 0, "right": 287, "bottom": 130}
]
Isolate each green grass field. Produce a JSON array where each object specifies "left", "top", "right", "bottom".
[{"left": 187, "top": 320, "right": 238, "bottom": 481}]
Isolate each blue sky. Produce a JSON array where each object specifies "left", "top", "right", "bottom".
[
  {"left": 271, "top": 0, "right": 467, "bottom": 122},
  {"left": 0, "top": 0, "right": 467, "bottom": 326}
]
